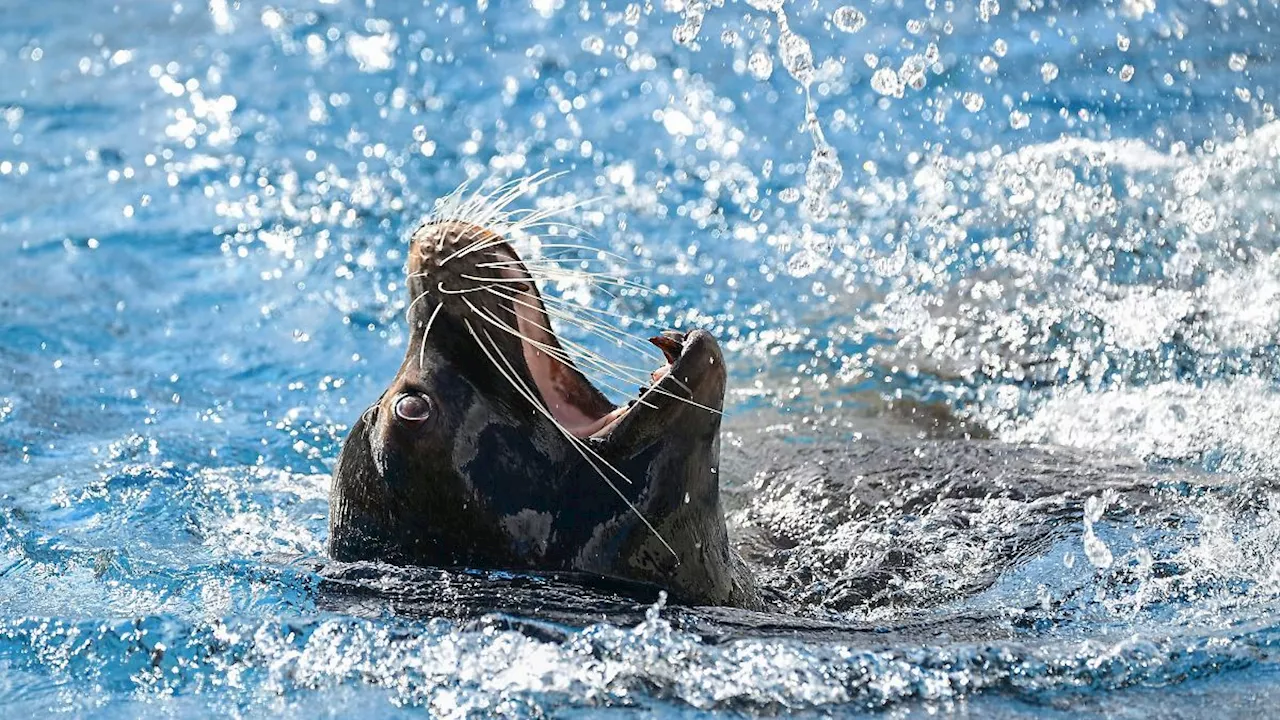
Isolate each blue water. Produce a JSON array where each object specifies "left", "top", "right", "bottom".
[{"left": 3, "top": 0, "right": 1280, "bottom": 715}]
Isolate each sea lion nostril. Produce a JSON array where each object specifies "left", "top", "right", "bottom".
[{"left": 393, "top": 393, "right": 432, "bottom": 423}]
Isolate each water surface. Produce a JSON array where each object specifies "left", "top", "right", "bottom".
[{"left": 2, "top": 0, "right": 1280, "bottom": 715}]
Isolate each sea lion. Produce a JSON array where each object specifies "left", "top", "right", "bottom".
[{"left": 327, "top": 196, "right": 761, "bottom": 609}]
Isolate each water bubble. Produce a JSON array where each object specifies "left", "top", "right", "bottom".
[
  {"left": 832, "top": 6, "right": 867, "bottom": 33},
  {"left": 1009, "top": 110, "right": 1030, "bottom": 129},
  {"left": 1083, "top": 531, "right": 1113, "bottom": 569},
  {"left": 979, "top": 56, "right": 998, "bottom": 74},
  {"left": 1119, "top": 64, "right": 1135, "bottom": 82},
  {"left": 992, "top": 38, "right": 1007, "bottom": 56},
  {"left": 624, "top": 3, "right": 641, "bottom": 24},
  {"left": 1040, "top": 62, "right": 1058, "bottom": 82},
  {"left": 787, "top": 248, "right": 824, "bottom": 277},
  {"left": 581, "top": 36, "right": 605, "bottom": 55},
  {"left": 1117, "top": 34, "right": 1131, "bottom": 51},
  {"left": 906, "top": 18, "right": 924, "bottom": 34},
  {"left": 720, "top": 29, "right": 738, "bottom": 45},
  {"left": 747, "top": 49, "right": 773, "bottom": 80},
  {"left": 745, "top": 0, "right": 783, "bottom": 12},
  {"left": 1186, "top": 198, "right": 1218, "bottom": 234},
  {"left": 979, "top": 0, "right": 999, "bottom": 21},
  {"left": 672, "top": 0, "right": 706, "bottom": 45},
  {"left": 871, "top": 67, "right": 904, "bottom": 97},
  {"left": 779, "top": 187, "right": 800, "bottom": 203},
  {"left": 1121, "top": 0, "right": 1155, "bottom": 19},
  {"left": 778, "top": 31, "right": 815, "bottom": 86},
  {"left": 803, "top": 193, "right": 830, "bottom": 222},
  {"left": 901, "top": 55, "right": 928, "bottom": 90},
  {"left": 805, "top": 144, "right": 842, "bottom": 194},
  {"left": 1174, "top": 167, "right": 1205, "bottom": 196},
  {"left": 1229, "top": 53, "right": 1248, "bottom": 72},
  {"left": 924, "top": 42, "right": 940, "bottom": 66},
  {"left": 864, "top": 53, "right": 879, "bottom": 68},
  {"left": 962, "top": 92, "right": 985, "bottom": 111}
]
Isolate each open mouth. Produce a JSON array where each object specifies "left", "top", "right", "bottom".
[
  {"left": 413, "top": 219, "right": 717, "bottom": 443},
  {"left": 514, "top": 306, "right": 694, "bottom": 440}
]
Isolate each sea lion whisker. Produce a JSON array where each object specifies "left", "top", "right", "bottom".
[
  {"left": 465, "top": 320, "right": 680, "bottom": 564},
  {"left": 436, "top": 282, "right": 495, "bottom": 296},
  {"left": 497, "top": 284, "right": 664, "bottom": 358},
  {"left": 477, "top": 286, "right": 720, "bottom": 416},
  {"left": 441, "top": 172, "right": 548, "bottom": 229},
  {"left": 518, "top": 265, "right": 653, "bottom": 294},
  {"left": 463, "top": 317, "right": 635, "bottom": 485},
  {"left": 448, "top": 197, "right": 600, "bottom": 265},
  {"left": 461, "top": 290, "right": 644, "bottom": 386},
  {"left": 476, "top": 284, "right": 657, "bottom": 374},
  {"left": 488, "top": 284, "right": 670, "bottom": 371},
  {"left": 508, "top": 284, "right": 662, "bottom": 331},
  {"left": 416, "top": 300, "right": 445, "bottom": 370},
  {"left": 465, "top": 292, "right": 663, "bottom": 409},
  {"left": 556, "top": 332, "right": 722, "bottom": 416},
  {"left": 464, "top": 296, "right": 661, "bottom": 412}
]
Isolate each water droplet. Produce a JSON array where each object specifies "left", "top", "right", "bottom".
[
  {"left": 1009, "top": 110, "right": 1030, "bottom": 129},
  {"left": 979, "top": 56, "right": 998, "bottom": 74},
  {"left": 1186, "top": 199, "right": 1218, "bottom": 234},
  {"left": 924, "top": 42, "right": 940, "bottom": 66},
  {"left": 787, "top": 249, "right": 823, "bottom": 277},
  {"left": 962, "top": 92, "right": 985, "bottom": 111},
  {"left": 991, "top": 38, "right": 1007, "bottom": 56},
  {"left": 1083, "top": 531, "right": 1113, "bottom": 569},
  {"left": 832, "top": 6, "right": 867, "bottom": 33},
  {"left": 805, "top": 144, "right": 843, "bottom": 193},
  {"left": 1174, "top": 167, "right": 1205, "bottom": 196},
  {"left": 979, "top": 0, "right": 999, "bottom": 21},
  {"left": 900, "top": 55, "right": 928, "bottom": 90},
  {"left": 1116, "top": 33, "right": 1130, "bottom": 51},
  {"left": 581, "top": 36, "right": 604, "bottom": 55},
  {"left": 871, "top": 67, "right": 904, "bottom": 97},
  {"left": 624, "top": 3, "right": 641, "bottom": 24},
  {"left": 1229, "top": 53, "right": 1248, "bottom": 72},
  {"left": 747, "top": 48, "right": 773, "bottom": 80},
  {"left": 778, "top": 187, "right": 800, "bottom": 203},
  {"left": 778, "top": 31, "right": 815, "bottom": 86},
  {"left": 672, "top": 0, "right": 706, "bottom": 45},
  {"left": 1040, "top": 62, "right": 1058, "bottom": 83},
  {"left": 720, "top": 29, "right": 738, "bottom": 45},
  {"left": 803, "top": 193, "right": 830, "bottom": 222},
  {"left": 1119, "top": 64, "right": 1135, "bottom": 82}
]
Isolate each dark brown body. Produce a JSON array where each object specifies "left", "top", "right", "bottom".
[{"left": 328, "top": 218, "right": 760, "bottom": 608}]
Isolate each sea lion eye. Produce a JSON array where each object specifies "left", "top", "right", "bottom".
[{"left": 393, "top": 393, "right": 432, "bottom": 423}]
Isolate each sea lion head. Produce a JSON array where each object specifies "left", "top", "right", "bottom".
[{"left": 328, "top": 193, "right": 754, "bottom": 607}]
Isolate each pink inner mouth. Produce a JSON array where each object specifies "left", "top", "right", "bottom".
[
  {"left": 509, "top": 290, "right": 674, "bottom": 439},
  {"left": 497, "top": 264, "right": 677, "bottom": 439}
]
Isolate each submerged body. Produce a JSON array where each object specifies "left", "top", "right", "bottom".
[{"left": 328, "top": 212, "right": 760, "bottom": 608}]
